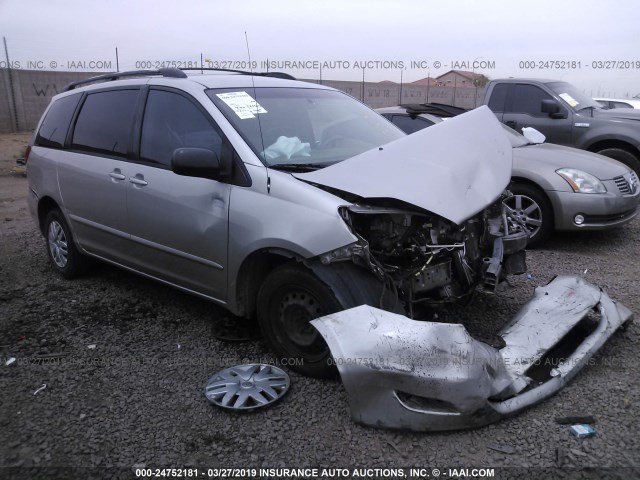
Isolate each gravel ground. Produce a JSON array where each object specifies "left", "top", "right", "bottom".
[{"left": 1, "top": 133, "right": 639, "bottom": 479}]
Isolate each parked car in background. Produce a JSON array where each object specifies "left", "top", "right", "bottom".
[
  {"left": 594, "top": 98, "right": 640, "bottom": 109},
  {"left": 480, "top": 78, "right": 640, "bottom": 178},
  {"left": 378, "top": 105, "right": 640, "bottom": 246}
]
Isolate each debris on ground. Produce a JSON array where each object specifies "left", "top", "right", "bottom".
[
  {"left": 555, "top": 447, "right": 566, "bottom": 467},
  {"left": 33, "top": 384, "right": 47, "bottom": 395},
  {"left": 487, "top": 443, "right": 516, "bottom": 454},
  {"left": 569, "top": 424, "right": 596, "bottom": 438}
]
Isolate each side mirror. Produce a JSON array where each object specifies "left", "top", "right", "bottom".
[
  {"left": 541, "top": 99, "right": 566, "bottom": 119},
  {"left": 171, "top": 148, "right": 228, "bottom": 180}
]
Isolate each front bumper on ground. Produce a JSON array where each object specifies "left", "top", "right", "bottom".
[{"left": 312, "top": 276, "right": 633, "bottom": 431}]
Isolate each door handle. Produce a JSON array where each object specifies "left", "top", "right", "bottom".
[
  {"left": 129, "top": 176, "right": 148, "bottom": 186},
  {"left": 109, "top": 170, "right": 126, "bottom": 180},
  {"left": 505, "top": 120, "right": 517, "bottom": 129}
]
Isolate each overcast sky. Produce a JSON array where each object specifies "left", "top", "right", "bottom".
[{"left": 1, "top": 0, "right": 638, "bottom": 97}]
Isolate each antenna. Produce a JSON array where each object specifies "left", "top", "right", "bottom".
[{"left": 245, "top": 31, "right": 268, "bottom": 184}]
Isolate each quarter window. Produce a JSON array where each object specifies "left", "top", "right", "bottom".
[
  {"left": 140, "top": 90, "right": 226, "bottom": 167},
  {"left": 35, "top": 93, "right": 82, "bottom": 148},
  {"left": 71, "top": 90, "right": 139, "bottom": 156}
]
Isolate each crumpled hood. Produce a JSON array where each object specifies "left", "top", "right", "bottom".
[{"left": 294, "top": 106, "right": 512, "bottom": 225}]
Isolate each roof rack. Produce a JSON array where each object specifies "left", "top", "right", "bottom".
[
  {"left": 402, "top": 103, "right": 468, "bottom": 118},
  {"left": 64, "top": 67, "right": 296, "bottom": 91},
  {"left": 65, "top": 68, "right": 187, "bottom": 91},
  {"left": 180, "top": 68, "right": 295, "bottom": 80}
]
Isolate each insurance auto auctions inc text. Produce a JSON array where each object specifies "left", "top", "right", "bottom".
[{"left": 199, "top": 467, "right": 496, "bottom": 478}]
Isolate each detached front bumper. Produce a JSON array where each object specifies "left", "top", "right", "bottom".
[{"left": 312, "top": 276, "right": 633, "bottom": 431}]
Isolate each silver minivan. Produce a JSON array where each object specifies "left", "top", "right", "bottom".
[{"left": 26, "top": 68, "right": 528, "bottom": 377}]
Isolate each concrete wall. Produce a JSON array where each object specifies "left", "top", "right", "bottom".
[
  {"left": 0, "top": 69, "right": 98, "bottom": 133},
  {"left": 304, "top": 79, "right": 484, "bottom": 109},
  {"left": 0, "top": 69, "right": 485, "bottom": 133}
]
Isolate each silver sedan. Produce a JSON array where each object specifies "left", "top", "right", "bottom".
[{"left": 378, "top": 105, "right": 640, "bottom": 246}]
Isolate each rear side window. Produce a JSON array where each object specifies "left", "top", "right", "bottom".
[
  {"left": 35, "top": 93, "right": 82, "bottom": 148},
  {"left": 140, "top": 89, "right": 227, "bottom": 167},
  {"left": 71, "top": 89, "right": 139, "bottom": 157},
  {"left": 487, "top": 84, "right": 509, "bottom": 112},
  {"left": 612, "top": 101, "right": 633, "bottom": 109}
]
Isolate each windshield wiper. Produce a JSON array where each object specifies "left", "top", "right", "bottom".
[{"left": 268, "top": 162, "right": 323, "bottom": 172}]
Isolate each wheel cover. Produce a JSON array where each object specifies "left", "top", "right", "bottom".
[
  {"left": 204, "top": 364, "right": 290, "bottom": 411},
  {"left": 504, "top": 194, "right": 543, "bottom": 238},
  {"left": 48, "top": 220, "right": 68, "bottom": 268}
]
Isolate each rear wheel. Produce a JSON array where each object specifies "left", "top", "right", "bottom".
[
  {"left": 505, "top": 183, "right": 553, "bottom": 247},
  {"left": 596, "top": 147, "right": 640, "bottom": 178},
  {"left": 44, "top": 209, "right": 89, "bottom": 278},
  {"left": 257, "top": 263, "right": 344, "bottom": 378}
]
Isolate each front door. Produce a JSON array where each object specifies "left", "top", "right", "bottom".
[
  {"left": 125, "top": 88, "right": 231, "bottom": 300},
  {"left": 502, "top": 83, "right": 573, "bottom": 145}
]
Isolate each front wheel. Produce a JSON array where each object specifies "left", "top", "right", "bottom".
[
  {"left": 505, "top": 183, "right": 554, "bottom": 247},
  {"left": 596, "top": 147, "right": 640, "bottom": 179},
  {"left": 256, "top": 263, "right": 344, "bottom": 378},
  {"left": 44, "top": 209, "right": 90, "bottom": 278}
]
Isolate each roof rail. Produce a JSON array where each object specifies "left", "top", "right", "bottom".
[
  {"left": 63, "top": 67, "right": 296, "bottom": 92},
  {"left": 64, "top": 68, "right": 187, "bottom": 91},
  {"left": 180, "top": 68, "right": 295, "bottom": 80}
]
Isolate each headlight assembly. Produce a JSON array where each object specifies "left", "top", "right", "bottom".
[{"left": 556, "top": 168, "right": 606, "bottom": 194}]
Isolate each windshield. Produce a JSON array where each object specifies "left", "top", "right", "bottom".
[
  {"left": 547, "top": 82, "right": 602, "bottom": 111},
  {"left": 207, "top": 87, "right": 404, "bottom": 169},
  {"left": 500, "top": 124, "right": 529, "bottom": 148}
]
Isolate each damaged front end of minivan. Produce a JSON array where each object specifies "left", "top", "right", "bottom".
[
  {"left": 297, "top": 108, "right": 632, "bottom": 430},
  {"left": 316, "top": 195, "right": 528, "bottom": 317},
  {"left": 295, "top": 106, "right": 529, "bottom": 318}
]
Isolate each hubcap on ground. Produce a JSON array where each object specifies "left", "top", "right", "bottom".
[
  {"left": 48, "top": 220, "right": 68, "bottom": 268},
  {"left": 204, "top": 364, "right": 290, "bottom": 411}
]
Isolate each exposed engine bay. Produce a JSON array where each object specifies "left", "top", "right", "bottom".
[{"left": 319, "top": 192, "right": 528, "bottom": 318}]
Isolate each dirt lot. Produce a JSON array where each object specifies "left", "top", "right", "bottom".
[{"left": 1, "top": 132, "right": 639, "bottom": 479}]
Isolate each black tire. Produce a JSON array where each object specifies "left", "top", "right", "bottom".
[
  {"left": 506, "top": 183, "right": 554, "bottom": 247},
  {"left": 256, "top": 263, "right": 344, "bottom": 378},
  {"left": 44, "top": 209, "right": 89, "bottom": 279},
  {"left": 596, "top": 147, "right": 640, "bottom": 178}
]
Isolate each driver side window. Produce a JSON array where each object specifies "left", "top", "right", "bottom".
[
  {"left": 509, "top": 84, "right": 555, "bottom": 117},
  {"left": 140, "top": 89, "right": 227, "bottom": 167}
]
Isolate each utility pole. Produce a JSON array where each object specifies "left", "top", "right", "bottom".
[{"left": 3, "top": 36, "right": 19, "bottom": 132}]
